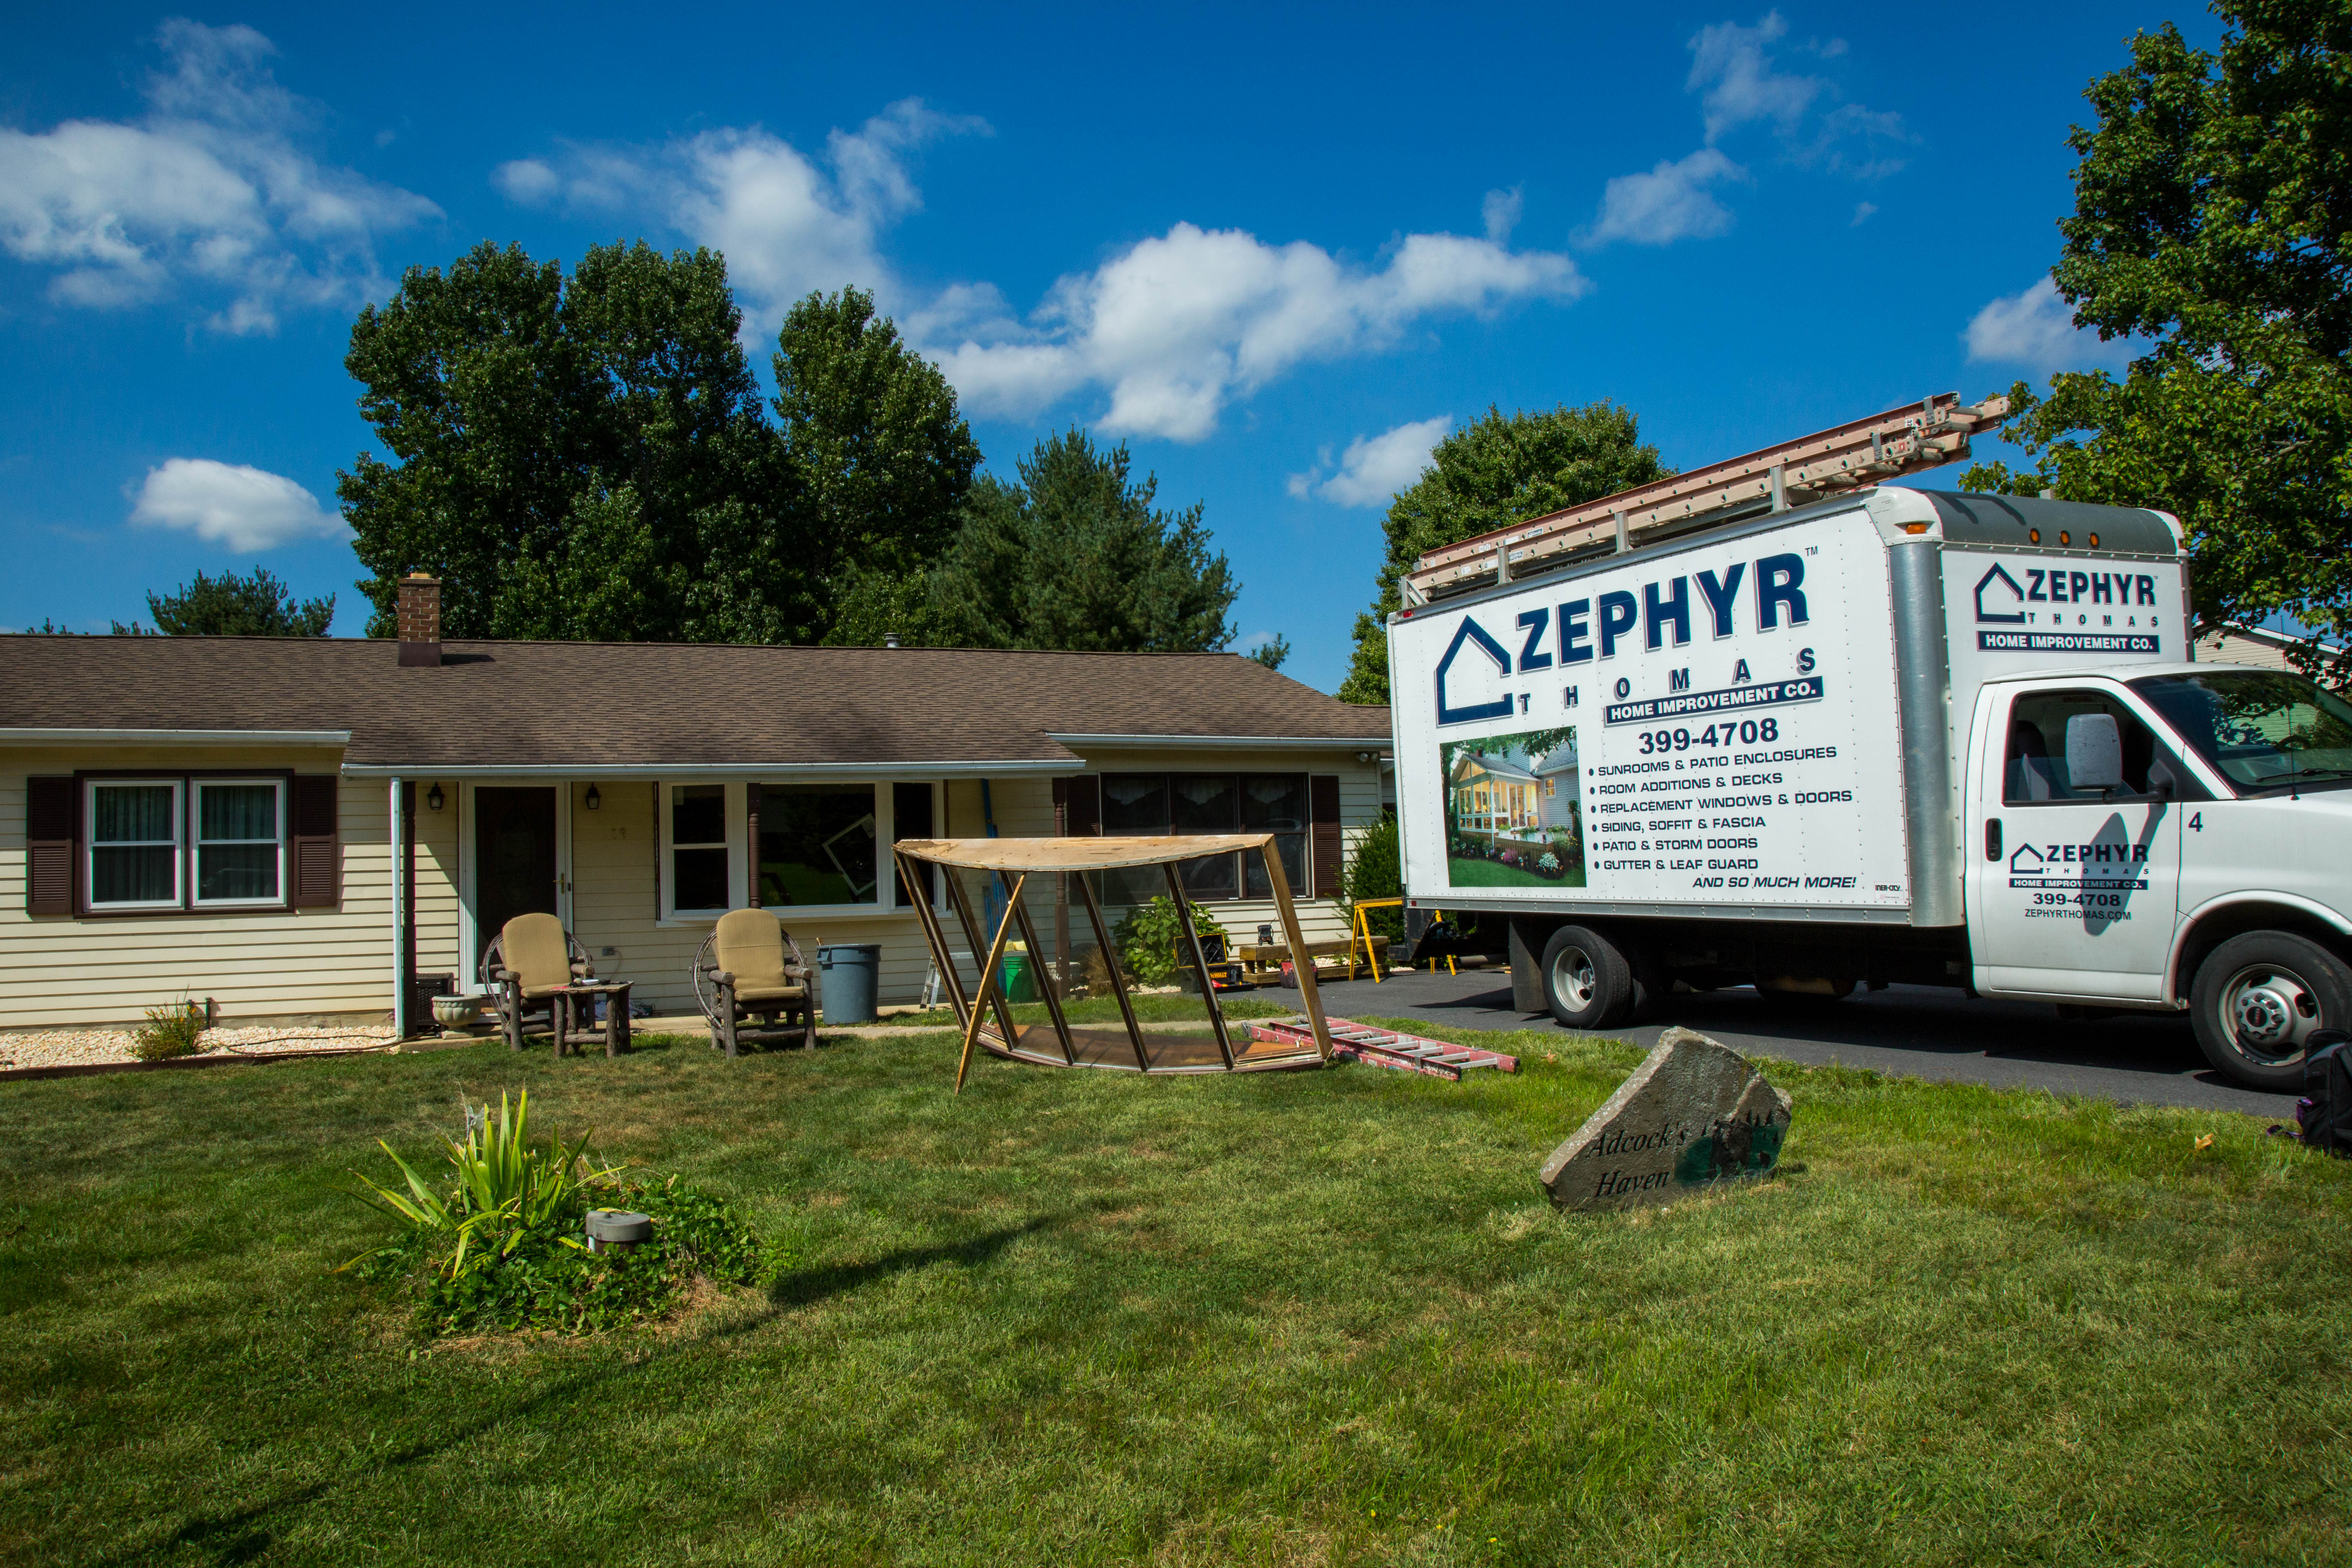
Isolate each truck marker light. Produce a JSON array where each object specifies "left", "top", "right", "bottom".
[
  {"left": 1901, "top": 522, "right": 1928, "bottom": 534},
  {"left": 2059, "top": 531, "right": 2071, "bottom": 545},
  {"left": 2029, "top": 528, "right": 2042, "bottom": 543},
  {"left": 2088, "top": 533, "right": 2099, "bottom": 547}
]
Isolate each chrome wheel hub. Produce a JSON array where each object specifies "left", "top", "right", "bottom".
[
  {"left": 1552, "top": 947, "right": 1598, "bottom": 1012},
  {"left": 2222, "top": 964, "right": 2322, "bottom": 1064}
]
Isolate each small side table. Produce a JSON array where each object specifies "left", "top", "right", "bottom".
[{"left": 553, "top": 982, "right": 633, "bottom": 1058}]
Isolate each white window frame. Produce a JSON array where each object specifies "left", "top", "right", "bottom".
[
  {"left": 191, "top": 777, "right": 288, "bottom": 909},
  {"left": 660, "top": 781, "right": 738, "bottom": 922},
  {"left": 85, "top": 778, "right": 185, "bottom": 912}
]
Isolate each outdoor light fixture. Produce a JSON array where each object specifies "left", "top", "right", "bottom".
[
  {"left": 585, "top": 784, "right": 602, "bottom": 811},
  {"left": 425, "top": 783, "right": 444, "bottom": 813}
]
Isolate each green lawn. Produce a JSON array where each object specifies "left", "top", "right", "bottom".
[
  {"left": 3, "top": 1026, "right": 2349, "bottom": 1565},
  {"left": 1446, "top": 856, "right": 1587, "bottom": 889}
]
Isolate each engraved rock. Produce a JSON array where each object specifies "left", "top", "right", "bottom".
[{"left": 1538, "top": 1026, "right": 1792, "bottom": 1211}]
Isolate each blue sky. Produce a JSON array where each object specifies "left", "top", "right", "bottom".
[{"left": 0, "top": 3, "right": 2213, "bottom": 690}]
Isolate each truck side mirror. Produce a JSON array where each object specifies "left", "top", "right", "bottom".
[{"left": 2065, "top": 713, "right": 2125, "bottom": 793}]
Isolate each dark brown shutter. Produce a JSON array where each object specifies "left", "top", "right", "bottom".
[
  {"left": 1064, "top": 775, "right": 1101, "bottom": 836},
  {"left": 1309, "top": 775, "right": 1342, "bottom": 898},
  {"left": 745, "top": 782, "right": 762, "bottom": 907},
  {"left": 25, "top": 776, "right": 74, "bottom": 915},
  {"left": 289, "top": 775, "right": 341, "bottom": 908}
]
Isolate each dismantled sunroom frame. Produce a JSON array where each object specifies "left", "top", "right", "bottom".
[{"left": 891, "top": 833, "right": 1336, "bottom": 1091}]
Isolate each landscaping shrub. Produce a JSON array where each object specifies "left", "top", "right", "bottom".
[
  {"left": 1110, "top": 896, "right": 1227, "bottom": 985},
  {"left": 129, "top": 1000, "right": 208, "bottom": 1061},
  {"left": 1343, "top": 813, "right": 1403, "bottom": 941},
  {"left": 347, "top": 1090, "right": 782, "bottom": 1335}
]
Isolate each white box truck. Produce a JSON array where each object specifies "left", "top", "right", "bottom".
[{"left": 1387, "top": 483, "right": 2352, "bottom": 1089}]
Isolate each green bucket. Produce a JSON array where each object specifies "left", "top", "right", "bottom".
[{"left": 1001, "top": 950, "right": 1038, "bottom": 1003}]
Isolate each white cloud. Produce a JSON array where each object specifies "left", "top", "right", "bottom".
[
  {"left": 1585, "top": 149, "right": 1748, "bottom": 246},
  {"left": 127, "top": 458, "right": 345, "bottom": 551},
  {"left": 502, "top": 106, "right": 1582, "bottom": 440},
  {"left": 1289, "top": 415, "right": 1452, "bottom": 507},
  {"left": 1688, "top": 13, "right": 1820, "bottom": 143},
  {"left": 1851, "top": 200, "right": 1877, "bottom": 225},
  {"left": 494, "top": 99, "right": 987, "bottom": 328},
  {"left": 936, "top": 224, "right": 1584, "bottom": 442},
  {"left": 1482, "top": 186, "right": 1523, "bottom": 244},
  {"left": 0, "top": 20, "right": 439, "bottom": 332},
  {"left": 1683, "top": 11, "right": 1908, "bottom": 177},
  {"left": 1964, "top": 277, "right": 2099, "bottom": 371}
]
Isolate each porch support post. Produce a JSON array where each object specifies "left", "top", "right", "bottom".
[{"left": 388, "top": 776, "right": 408, "bottom": 1038}]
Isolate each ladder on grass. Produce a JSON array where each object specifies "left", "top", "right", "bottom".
[{"left": 1246, "top": 1015, "right": 1518, "bottom": 1082}]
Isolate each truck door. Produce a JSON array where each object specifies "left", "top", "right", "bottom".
[{"left": 1967, "top": 685, "right": 2189, "bottom": 1002}]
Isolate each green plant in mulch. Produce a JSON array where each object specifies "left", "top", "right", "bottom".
[
  {"left": 129, "top": 1000, "right": 208, "bottom": 1062},
  {"left": 1341, "top": 813, "right": 1403, "bottom": 942},
  {"left": 1110, "top": 895, "right": 1227, "bottom": 985},
  {"left": 344, "top": 1089, "right": 783, "bottom": 1336}
]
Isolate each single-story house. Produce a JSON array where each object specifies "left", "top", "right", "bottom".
[
  {"left": 1447, "top": 751, "right": 1540, "bottom": 837},
  {"left": 1, "top": 575, "right": 1391, "bottom": 1032}
]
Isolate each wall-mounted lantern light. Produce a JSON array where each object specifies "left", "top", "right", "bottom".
[
  {"left": 584, "top": 784, "right": 602, "bottom": 811},
  {"left": 425, "top": 783, "right": 445, "bottom": 813}
]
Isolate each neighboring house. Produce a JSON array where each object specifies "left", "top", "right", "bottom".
[
  {"left": 1448, "top": 751, "right": 1540, "bottom": 836},
  {"left": 0, "top": 575, "right": 1390, "bottom": 1031},
  {"left": 2194, "top": 622, "right": 2347, "bottom": 674}
]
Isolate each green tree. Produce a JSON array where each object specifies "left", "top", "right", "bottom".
[
  {"left": 1338, "top": 403, "right": 1672, "bottom": 703},
  {"left": 775, "top": 286, "right": 980, "bottom": 641},
  {"left": 144, "top": 567, "right": 334, "bottom": 636},
  {"left": 1248, "top": 634, "right": 1292, "bottom": 671},
  {"left": 339, "top": 241, "right": 792, "bottom": 643},
  {"left": 1962, "top": 1, "right": 2352, "bottom": 677},
  {"left": 909, "top": 430, "right": 1237, "bottom": 653}
]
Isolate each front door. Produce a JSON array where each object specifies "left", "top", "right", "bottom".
[
  {"left": 475, "top": 786, "right": 559, "bottom": 973},
  {"left": 1967, "top": 685, "right": 2188, "bottom": 1001}
]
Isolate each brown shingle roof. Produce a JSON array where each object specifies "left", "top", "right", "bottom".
[{"left": 0, "top": 636, "right": 1390, "bottom": 769}]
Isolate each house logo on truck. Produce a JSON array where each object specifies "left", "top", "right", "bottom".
[{"left": 1972, "top": 562, "right": 2163, "bottom": 655}]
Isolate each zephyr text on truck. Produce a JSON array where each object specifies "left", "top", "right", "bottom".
[{"left": 1386, "top": 398, "right": 2352, "bottom": 1089}]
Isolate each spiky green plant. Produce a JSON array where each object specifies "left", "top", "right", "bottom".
[{"left": 347, "top": 1090, "right": 620, "bottom": 1282}]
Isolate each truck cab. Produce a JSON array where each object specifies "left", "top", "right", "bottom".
[{"left": 1965, "top": 663, "right": 2352, "bottom": 1086}]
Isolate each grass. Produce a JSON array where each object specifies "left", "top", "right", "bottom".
[
  {"left": 2, "top": 1024, "right": 2349, "bottom": 1565},
  {"left": 1445, "top": 856, "right": 1587, "bottom": 889}
]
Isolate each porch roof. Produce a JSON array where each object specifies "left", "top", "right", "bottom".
[{"left": 0, "top": 636, "right": 1389, "bottom": 771}]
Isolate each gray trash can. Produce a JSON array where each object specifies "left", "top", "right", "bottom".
[{"left": 816, "top": 943, "right": 882, "bottom": 1024}]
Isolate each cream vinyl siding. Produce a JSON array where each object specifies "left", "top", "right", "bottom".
[
  {"left": 0, "top": 749, "right": 454, "bottom": 1028},
  {"left": 562, "top": 779, "right": 1052, "bottom": 1014}
]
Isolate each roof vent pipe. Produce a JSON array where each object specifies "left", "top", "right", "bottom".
[
  {"left": 883, "top": 631, "right": 902, "bottom": 649},
  {"left": 397, "top": 573, "right": 442, "bottom": 667}
]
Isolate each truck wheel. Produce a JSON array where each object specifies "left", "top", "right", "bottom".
[
  {"left": 1542, "top": 925, "right": 1635, "bottom": 1030},
  {"left": 2189, "top": 932, "right": 2352, "bottom": 1090}
]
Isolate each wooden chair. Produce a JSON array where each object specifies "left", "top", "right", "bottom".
[
  {"left": 482, "top": 912, "right": 593, "bottom": 1051},
  {"left": 694, "top": 909, "right": 817, "bottom": 1056}
]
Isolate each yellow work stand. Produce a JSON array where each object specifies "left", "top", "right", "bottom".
[{"left": 1349, "top": 899, "right": 1455, "bottom": 983}]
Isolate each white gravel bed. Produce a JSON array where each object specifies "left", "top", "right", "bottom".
[{"left": 1, "top": 1023, "right": 399, "bottom": 1073}]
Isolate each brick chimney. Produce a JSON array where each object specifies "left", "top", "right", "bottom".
[{"left": 396, "top": 573, "right": 442, "bottom": 667}]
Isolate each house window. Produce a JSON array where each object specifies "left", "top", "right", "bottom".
[
  {"left": 88, "top": 780, "right": 181, "bottom": 909},
  {"left": 194, "top": 780, "right": 284, "bottom": 906},
  {"left": 670, "top": 784, "right": 730, "bottom": 912},
  {"left": 1099, "top": 772, "right": 1307, "bottom": 903},
  {"left": 756, "top": 784, "right": 878, "bottom": 907}
]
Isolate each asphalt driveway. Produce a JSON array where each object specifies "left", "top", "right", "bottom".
[{"left": 1309, "top": 967, "right": 2302, "bottom": 1119}]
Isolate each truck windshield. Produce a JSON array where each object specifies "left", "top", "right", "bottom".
[{"left": 2129, "top": 669, "right": 2352, "bottom": 793}]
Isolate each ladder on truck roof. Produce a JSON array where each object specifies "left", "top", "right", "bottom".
[{"left": 1402, "top": 392, "right": 2010, "bottom": 605}]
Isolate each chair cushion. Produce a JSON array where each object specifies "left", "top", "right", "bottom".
[
  {"left": 735, "top": 983, "right": 807, "bottom": 1005},
  {"left": 502, "top": 913, "right": 573, "bottom": 996},
  {"left": 714, "top": 909, "right": 794, "bottom": 993}
]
